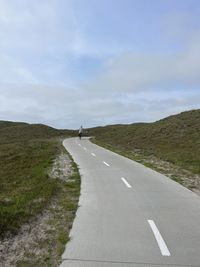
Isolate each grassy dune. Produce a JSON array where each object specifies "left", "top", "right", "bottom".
[
  {"left": 0, "top": 122, "right": 75, "bottom": 237},
  {"left": 89, "top": 109, "right": 200, "bottom": 175},
  {"left": 1, "top": 109, "right": 199, "bottom": 237}
]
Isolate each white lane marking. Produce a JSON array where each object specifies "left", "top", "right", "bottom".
[
  {"left": 83, "top": 147, "right": 87, "bottom": 151},
  {"left": 78, "top": 144, "right": 81, "bottom": 147},
  {"left": 91, "top": 153, "right": 96, "bottom": 157},
  {"left": 103, "top": 161, "right": 110, "bottom": 167},
  {"left": 121, "top": 177, "right": 132, "bottom": 188},
  {"left": 148, "top": 220, "right": 171, "bottom": 256}
]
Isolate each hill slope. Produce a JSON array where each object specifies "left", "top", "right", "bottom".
[
  {"left": 0, "top": 120, "right": 28, "bottom": 129},
  {"left": 0, "top": 121, "right": 76, "bottom": 143},
  {"left": 89, "top": 109, "right": 200, "bottom": 175},
  {"left": 0, "top": 122, "right": 75, "bottom": 237}
]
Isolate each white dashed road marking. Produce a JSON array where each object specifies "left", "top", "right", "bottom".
[
  {"left": 148, "top": 220, "right": 171, "bottom": 256},
  {"left": 121, "top": 177, "right": 132, "bottom": 188},
  {"left": 83, "top": 147, "right": 87, "bottom": 150},
  {"left": 91, "top": 153, "right": 96, "bottom": 157},
  {"left": 103, "top": 161, "right": 110, "bottom": 167}
]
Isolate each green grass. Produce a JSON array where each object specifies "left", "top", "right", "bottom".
[
  {"left": 89, "top": 109, "right": 200, "bottom": 175},
  {"left": 0, "top": 139, "right": 60, "bottom": 236},
  {"left": 0, "top": 122, "right": 76, "bottom": 238},
  {"left": 0, "top": 120, "right": 81, "bottom": 265},
  {"left": 16, "top": 151, "right": 81, "bottom": 267},
  {"left": 0, "top": 121, "right": 81, "bottom": 265},
  {"left": 55, "top": 160, "right": 80, "bottom": 258}
]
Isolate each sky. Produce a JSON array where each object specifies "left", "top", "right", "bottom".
[{"left": 0, "top": 0, "right": 200, "bottom": 129}]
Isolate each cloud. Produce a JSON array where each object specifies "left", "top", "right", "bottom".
[
  {"left": 0, "top": 80, "right": 199, "bottom": 129},
  {"left": 86, "top": 34, "right": 200, "bottom": 94},
  {"left": 0, "top": 1, "right": 199, "bottom": 128},
  {"left": 0, "top": 34, "right": 200, "bottom": 128},
  {"left": 0, "top": 0, "right": 90, "bottom": 84}
]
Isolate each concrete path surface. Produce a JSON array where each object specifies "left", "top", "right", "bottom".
[{"left": 60, "top": 137, "right": 200, "bottom": 267}]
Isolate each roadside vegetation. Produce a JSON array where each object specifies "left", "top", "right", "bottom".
[
  {"left": 0, "top": 122, "right": 80, "bottom": 266},
  {"left": 89, "top": 109, "right": 200, "bottom": 191},
  {"left": 15, "top": 151, "right": 81, "bottom": 267},
  {"left": 0, "top": 138, "right": 59, "bottom": 236}
]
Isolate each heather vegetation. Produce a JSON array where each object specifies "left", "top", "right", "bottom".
[
  {"left": 0, "top": 122, "right": 76, "bottom": 238},
  {"left": 89, "top": 109, "right": 200, "bottom": 175}
]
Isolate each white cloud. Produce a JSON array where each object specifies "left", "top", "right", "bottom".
[
  {"left": 0, "top": 31, "right": 200, "bottom": 128},
  {"left": 0, "top": 0, "right": 90, "bottom": 84},
  {"left": 0, "top": 1, "right": 199, "bottom": 128},
  {"left": 0, "top": 80, "right": 199, "bottom": 129},
  {"left": 86, "top": 34, "right": 200, "bottom": 94}
]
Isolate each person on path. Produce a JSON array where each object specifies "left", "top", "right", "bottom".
[{"left": 78, "top": 126, "right": 83, "bottom": 140}]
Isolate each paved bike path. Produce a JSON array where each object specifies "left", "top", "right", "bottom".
[{"left": 60, "top": 137, "right": 200, "bottom": 267}]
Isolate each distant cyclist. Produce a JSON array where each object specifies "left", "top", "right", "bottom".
[{"left": 78, "top": 125, "right": 83, "bottom": 140}]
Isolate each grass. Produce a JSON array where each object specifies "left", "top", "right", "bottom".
[
  {"left": 0, "top": 139, "right": 60, "bottom": 236},
  {"left": 55, "top": 160, "right": 80, "bottom": 257},
  {"left": 0, "top": 121, "right": 81, "bottom": 266},
  {"left": 0, "top": 122, "right": 77, "bottom": 238},
  {"left": 89, "top": 109, "right": 200, "bottom": 175},
  {"left": 16, "top": 152, "right": 81, "bottom": 267}
]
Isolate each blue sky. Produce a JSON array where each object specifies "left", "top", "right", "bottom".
[{"left": 0, "top": 0, "right": 199, "bottom": 128}]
